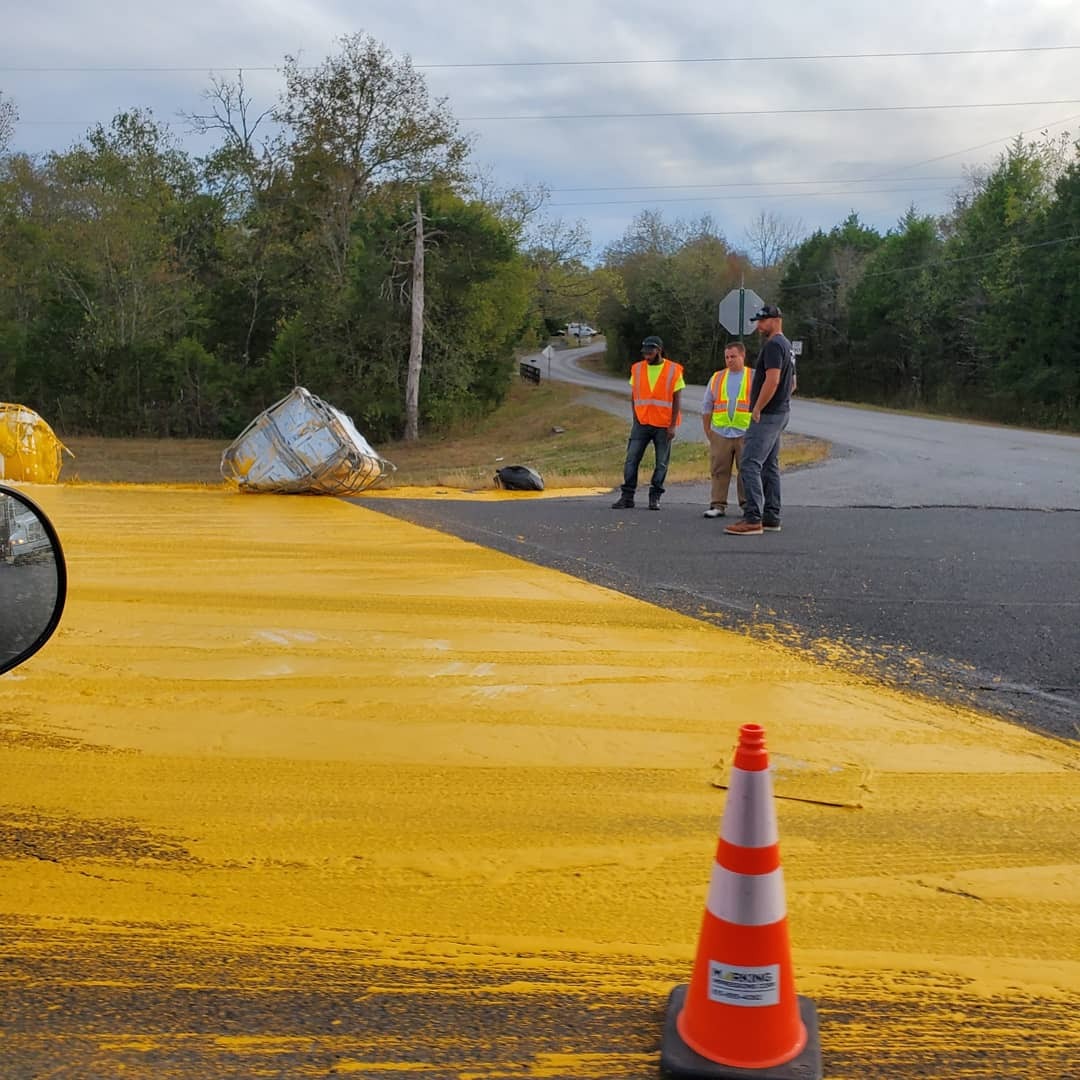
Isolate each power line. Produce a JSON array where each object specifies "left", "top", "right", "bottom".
[
  {"left": 25, "top": 98, "right": 1080, "bottom": 130},
  {"left": 546, "top": 110, "right": 1080, "bottom": 198},
  {"left": 461, "top": 99, "right": 1080, "bottom": 122},
  {"left": 549, "top": 185, "right": 957, "bottom": 208},
  {"left": 421, "top": 45, "right": 1080, "bottom": 69},
  {"left": 11, "top": 99, "right": 1077, "bottom": 235},
  {"left": 861, "top": 111, "right": 1080, "bottom": 181},
  {"left": 16, "top": 120, "right": 121, "bottom": 126},
  {"left": 3, "top": 44, "right": 1080, "bottom": 73},
  {"left": 550, "top": 175, "right": 967, "bottom": 193}
]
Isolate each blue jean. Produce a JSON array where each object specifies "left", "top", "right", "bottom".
[
  {"left": 621, "top": 420, "right": 672, "bottom": 499},
  {"left": 739, "top": 411, "right": 789, "bottom": 523}
]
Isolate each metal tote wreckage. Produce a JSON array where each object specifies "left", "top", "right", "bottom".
[
  {"left": 219, "top": 386, "right": 396, "bottom": 495},
  {"left": 0, "top": 388, "right": 397, "bottom": 496}
]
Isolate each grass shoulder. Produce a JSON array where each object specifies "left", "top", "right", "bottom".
[
  {"left": 381, "top": 380, "right": 826, "bottom": 489},
  {"left": 57, "top": 380, "right": 828, "bottom": 488}
]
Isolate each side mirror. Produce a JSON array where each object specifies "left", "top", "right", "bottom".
[{"left": 0, "top": 485, "right": 67, "bottom": 676}]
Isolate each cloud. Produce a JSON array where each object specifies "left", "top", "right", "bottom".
[{"left": 4, "top": 1, "right": 1080, "bottom": 249}]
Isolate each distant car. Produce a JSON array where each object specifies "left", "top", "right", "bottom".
[{"left": 567, "top": 324, "right": 598, "bottom": 337}]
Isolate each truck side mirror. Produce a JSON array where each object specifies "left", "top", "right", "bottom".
[{"left": 0, "top": 486, "right": 67, "bottom": 676}]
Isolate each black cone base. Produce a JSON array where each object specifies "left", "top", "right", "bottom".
[{"left": 660, "top": 984, "right": 823, "bottom": 1079}]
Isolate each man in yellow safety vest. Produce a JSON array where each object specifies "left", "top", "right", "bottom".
[
  {"left": 611, "top": 335, "right": 684, "bottom": 511},
  {"left": 701, "top": 341, "right": 751, "bottom": 518}
]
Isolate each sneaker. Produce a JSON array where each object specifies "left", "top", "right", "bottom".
[
  {"left": 762, "top": 519, "right": 782, "bottom": 532},
  {"left": 611, "top": 496, "right": 635, "bottom": 509},
  {"left": 703, "top": 507, "right": 726, "bottom": 518},
  {"left": 724, "top": 519, "right": 764, "bottom": 536},
  {"left": 648, "top": 495, "right": 661, "bottom": 511}
]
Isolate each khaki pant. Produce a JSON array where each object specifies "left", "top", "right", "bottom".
[{"left": 707, "top": 431, "right": 745, "bottom": 510}]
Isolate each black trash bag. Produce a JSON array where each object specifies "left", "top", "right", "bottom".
[{"left": 494, "top": 465, "right": 545, "bottom": 491}]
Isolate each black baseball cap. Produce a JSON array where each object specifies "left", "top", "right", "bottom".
[
  {"left": 749, "top": 304, "right": 782, "bottom": 322},
  {"left": 641, "top": 335, "right": 663, "bottom": 350}
]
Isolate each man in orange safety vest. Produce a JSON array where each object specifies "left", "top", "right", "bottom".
[{"left": 611, "top": 335, "right": 684, "bottom": 511}]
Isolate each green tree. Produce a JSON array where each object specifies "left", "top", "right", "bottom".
[
  {"left": 779, "top": 213, "right": 882, "bottom": 398},
  {"left": 187, "top": 71, "right": 289, "bottom": 369},
  {"left": 1001, "top": 153, "right": 1080, "bottom": 424},
  {"left": 277, "top": 32, "right": 470, "bottom": 287},
  {"left": 936, "top": 138, "right": 1059, "bottom": 406},
  {"left": 258, "top": 185, "right": 530, "bottom": 442},
  {"left": 598, "top": 211, "right": 754, "bottom": 380},
  {"left": 846, "top": 209, "right": 944, "bottom": 405},
  {"left": 525, "top": 216, "right": 596, "bottom": 335},
  {"left": 43, "top": 110, "right": 209, "bottom": 431}
]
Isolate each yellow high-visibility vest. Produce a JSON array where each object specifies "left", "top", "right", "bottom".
[{"left": 708, "top": 369, "right": 751, "bottom": 432}]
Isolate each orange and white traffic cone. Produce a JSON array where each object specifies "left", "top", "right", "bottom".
[{"left": 660, "top": 723, "right": 823, "bottom": 1079}]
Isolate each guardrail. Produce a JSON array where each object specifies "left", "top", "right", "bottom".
[{"left": 519, "top": 362, "right": 541, "bottom": 384}]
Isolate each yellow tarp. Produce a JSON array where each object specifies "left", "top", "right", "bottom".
[{"left": 0, "top": 402, "right": 70, "bottom": 483}]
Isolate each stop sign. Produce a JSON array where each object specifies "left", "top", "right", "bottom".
[{"left": 718, "top": 288, "right": 764, "bottom": 335}]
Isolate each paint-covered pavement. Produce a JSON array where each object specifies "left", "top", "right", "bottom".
[{"left": 2, "top": 484, "right": 1078, "bottom": 1079}]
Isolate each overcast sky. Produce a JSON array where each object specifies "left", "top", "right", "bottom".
[{"left": 4, "top": 1, "right": 1080, "bottom": 258}]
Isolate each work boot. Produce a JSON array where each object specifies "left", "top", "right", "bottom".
[
  {"left": 648, "top": 494, "right": 661, "bottom": 511},
  {"left": 724, "top": 519, "right": 763, "bottom": 535},
  {"left": 611, "top": 495, "right": 635, "bottom": 509}
]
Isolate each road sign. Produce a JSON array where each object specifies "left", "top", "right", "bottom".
[
  {"left": 791, "top": 340, "right": 803, "bottom": 357},
  {"left": 541, "top": 343, "right": 555, "bottom": 379},
  {"left": 718, "top": 288, "right": 764, "bottom": 336}
]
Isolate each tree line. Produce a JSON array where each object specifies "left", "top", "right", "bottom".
[
  {"left": 4, "top": 46, "right": 1078, "bottom": 440},
  {"left": 0, "top": 35, "right": 539, "bottom": 442},
  {"left": 591, "top": 136, "right": 1080, "bottom": 431},
  {"left": 779, "top": 135, "right": 1079, "bottom": 428}
]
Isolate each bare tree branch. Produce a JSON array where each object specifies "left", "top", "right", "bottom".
[
  {"left": 743, "top": 211, "right": 806, "bottom": 269},
  {"left": 0, "top": 91, "right": 17, "bottom": 154}
]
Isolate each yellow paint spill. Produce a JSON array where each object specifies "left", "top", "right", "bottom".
[{"left": 3, "top": 482, "right": 1078, "bottom": 1077}]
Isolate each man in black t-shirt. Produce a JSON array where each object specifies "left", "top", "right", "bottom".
[{"left": 724, "top": 304, "right": 794, "bottom": 535}]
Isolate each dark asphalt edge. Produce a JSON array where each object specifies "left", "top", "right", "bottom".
[{"left": 354, "top": 496, "right": 1079, "bottom": 748}]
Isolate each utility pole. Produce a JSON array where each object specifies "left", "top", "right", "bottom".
[
  {"left": 738, "top": 273, "right": 745, "bottom": 346},
  {"left": 404, "top": 191, "right": 424, "bottom": 442}
]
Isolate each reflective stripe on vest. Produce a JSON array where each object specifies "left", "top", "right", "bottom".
[
  {"left": 710, "top": 369, "right": 751, "bottom": 431},
  {"left": 632, "top": 359, "right": 683, "bottom": 426}
]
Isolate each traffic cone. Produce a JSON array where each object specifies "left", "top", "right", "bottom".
[{"left": 660, "top": 723, "right": 823, "bottom": 1079}]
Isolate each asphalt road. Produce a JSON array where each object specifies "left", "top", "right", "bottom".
[
  {"left": 537, "top": 341, "right": 1080, "bottom": 509},
  {"left": 370, "top": 346, "right": 1080, "bottom": 738}
]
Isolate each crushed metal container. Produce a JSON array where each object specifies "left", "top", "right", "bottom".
[
  {"left": 221, "top": 387, "right": 396, "bottom": 495},
  {"left": 0, "top": 403, "right": 72, "bottom": 484}
]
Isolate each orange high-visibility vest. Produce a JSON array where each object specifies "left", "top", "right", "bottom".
[
  {"left": 631, "top": 359, "right": 683, "bottom": 427},
  {"left": 708, "top": 368, "right": 752, "bottom": 431}
]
